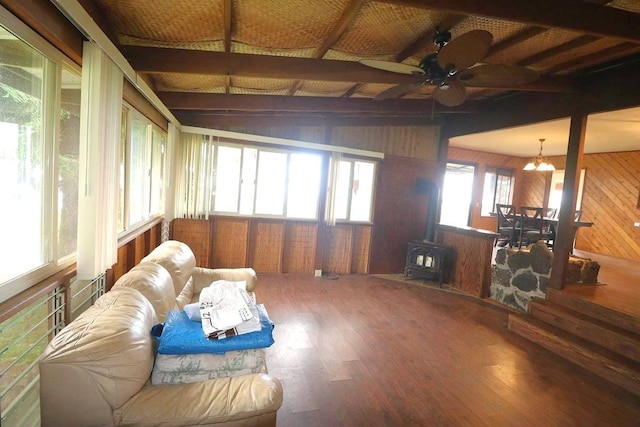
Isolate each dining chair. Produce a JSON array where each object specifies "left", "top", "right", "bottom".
[
  {"left": 495, "top": 204, "right": 519, "bottom": 247},
  {"left": 546, "top": 207, "right": 558, "bottom": 219},
  {"left": 520, "top": 206, "right": 554, "bottom": 248}
]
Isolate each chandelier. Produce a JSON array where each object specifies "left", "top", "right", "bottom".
[{"left": 523, "top": 138, "right": 555, "bottom": 171}]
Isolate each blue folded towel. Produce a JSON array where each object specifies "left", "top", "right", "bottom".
[{"left": 157, "top": 304, "right": 274, "bottom": 355}]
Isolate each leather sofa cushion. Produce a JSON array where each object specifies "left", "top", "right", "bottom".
[
  {"left": 142, "top": 240, "right": 196, "bottom": 297},
  {"left": 113, "top": 261, "right": 175, "bottom": 322}
]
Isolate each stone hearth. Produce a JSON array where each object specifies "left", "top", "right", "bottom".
[{"left": 490, "top": 241, "right": 600, "bottom": 312}]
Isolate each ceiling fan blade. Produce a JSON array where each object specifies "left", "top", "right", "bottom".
[
  {"left": 458, "top": 64, "right": 540, "bottom": 87},
  {"left": 432, "top": 80, "right": 466, "bottom": 107},
  {"left": 437, "top": 30, "right": 493, "bottom": 72},
  {"left": 359, "top": 59, "right": 425, "bottom": 75},
  {"left": 374, "top": 82, "right": 423, "bottom": 100}
]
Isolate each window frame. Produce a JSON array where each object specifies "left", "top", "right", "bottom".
[
  {"left": 0, "top": 10, "right": 81, "bottom": 302},
  {"left": 210, "top": 141, "right": 327, "bottom": 221},
  {"left": 117, "top": 102, "right": 167, "bottom": 238},
  {"left": 481, "top": 166, "right": 514, "bottom": 217},
  {"left": 331, "top": 157, "right": 377, "bottom": 224}
]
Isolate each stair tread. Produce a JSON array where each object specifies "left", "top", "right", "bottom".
[
  {"left": 509, "top": 314, "right": 640, "bottom": 372},
  {"left": 547, "top": 288, "right": 640, "bottom": 335},
  {"left": 531, "top": 300, "right": 640, "bottom": 341}
]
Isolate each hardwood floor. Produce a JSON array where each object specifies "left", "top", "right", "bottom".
[
  {"left": 569, "top": 250, "right": 640, "bottom": 317},
  {"left": 258, "top": 273, "right": 640, "bottom": 427}
]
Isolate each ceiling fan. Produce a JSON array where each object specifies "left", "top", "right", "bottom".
[{"left": 359, "top": 29, "right": 540, "bottom": 107}]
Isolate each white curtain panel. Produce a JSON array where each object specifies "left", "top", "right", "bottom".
[
  {"left": 163, "top": 122, "right": 180, "bottom": 221},
  {"left": 175, "top": 132, "right": 214, "bottom": 219},
  {"left": 324, "top": 151, "right": 342, "bottom": 226},
  {"left": 76, "top": 41, "right": 123, "bottom": 280}
]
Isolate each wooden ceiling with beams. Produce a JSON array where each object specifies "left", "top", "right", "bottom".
[{"left": 79, "top": 0, "right": 640, "bottom": 127}]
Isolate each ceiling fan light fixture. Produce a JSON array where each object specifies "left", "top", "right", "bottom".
[{"left": 523, "top": 138, "right": 555, "bottom": 171}]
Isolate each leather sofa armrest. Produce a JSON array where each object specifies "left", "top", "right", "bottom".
[
  {"left": 114, "top": 374, "right": 282, "bottom": 426},
  {"left": 192, "top": 267, "right": 257, "bottom": 294}
]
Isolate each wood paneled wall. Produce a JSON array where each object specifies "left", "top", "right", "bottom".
[
  {"left": 519, "top": 151, "right": 640, "bottom": 261},
  {"left": 172, "top": 217, "right": 372, "bottom": 274},
  {"left": 171, "top": 218, "right": 211, "bottom": 267},
  {"left": 221, "top": 125, "right": 440, "bottom": 160},
  {"left": 370, "top": 155, "right": 440, "bottom": 273},
  {"left": 109, "top": 219, "right": 164, "bottom": 289},
  {"left": 450, "top": 146, "right": 640, "bottom": 262}
]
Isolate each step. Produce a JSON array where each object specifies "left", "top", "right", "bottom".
[
  {"left": 529, "top": 300, "right": 640, "bottom": 363},
  {"left": 508, "top": 314, "right": 640, "bottom": 396},
  {"left": 547, "top": 288, "right": 640, "bottom": 336}
]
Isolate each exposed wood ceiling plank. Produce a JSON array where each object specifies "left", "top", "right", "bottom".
[
  {"left": 289, "top": 0, "right": 366, "bottom": 95},
  {"left": 125, "top": 47, "right": 573, "bottom": 91},
  {"left": 314, "top": 0, "right": 367, "bottom": 58},
  {"left": 518, "top": 35, "right": 601, "bottom": 67},
  {"left": 379, "top": 0, "right": 640, "bottom": 43},
  {"left": 223, "top": 0, "right": 232, "bottom": 52},
  {"left": 486, "top": 27, "right": 549, "bottom": 58},
  {"left": 158, "top": 92, "right": 478, "bottom": 113},
  {"left": 545, "top": 42, "right": 640, "bottom": 74},
  {"left": 342, "top": 83, "right": 365, "bottom": 97}
]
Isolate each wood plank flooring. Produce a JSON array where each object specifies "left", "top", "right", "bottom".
[
  {"left": 258, "top": 274, "right": 640, "bottom": 427},
  {"left": 568, "top": 250, "right": 640, "bottom": 317}
]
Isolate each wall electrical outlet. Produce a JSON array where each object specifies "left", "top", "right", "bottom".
[
  {"left": 314, "top": 269, "right": 322, "bottom": 277},
  {"left": 634, "top": 222, "right": 640, "bottom": 227}
]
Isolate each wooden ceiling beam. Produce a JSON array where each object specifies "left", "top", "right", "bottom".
[
  {"left": 379, "top": 0, "right": 640, "bottom": 43},
  {"left": 125, "top": 46, "right": 573, "bottom": 91},
  {"left": 517, "top": 35, "right": 601, "bottom": 67},
  {"left": 174, "top": 111, "right": 444, "bottom": 128},
  {"left": 124, "top": 46, "right": 417, "bottom": 84},
  {"left": 158, "top": 92, "right": 478, "bottom": 114},
  {"left": 443, "top": 55, "right": 640, "bottom": 136}
]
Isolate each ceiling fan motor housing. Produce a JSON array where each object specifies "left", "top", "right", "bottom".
[{"left": 419, "top": 53, "right": 450, "bottom": 88}]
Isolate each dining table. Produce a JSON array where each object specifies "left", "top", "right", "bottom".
[{"left": 490, "top": 211, "right": 593, "bottom": 252}]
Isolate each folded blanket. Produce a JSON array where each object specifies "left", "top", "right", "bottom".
[{"left": 158, "top": 304, "right": 274, "bottom": 355}]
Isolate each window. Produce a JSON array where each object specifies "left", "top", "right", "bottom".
[
  {"left": 211, "top": 143, "right": 323, "bottom": 219},
  {"left": 440, "top": 163, "right": 475, "bottom": 227},
  {"left": 548, "top": 169, "right": 586, "bottom": 211},
  {"left": 118, "top": 105, "right": 166, "bottom": 233},
  {"left": 0, "top": 22, "right": 80, "bottom": 300},
  {"left": 331, "top": 158, "right": 376, "bottom": 222},
  {"left": 481, "top": 167, "right": 514, "bottom": 216}
]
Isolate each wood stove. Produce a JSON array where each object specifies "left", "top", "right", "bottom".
[{"left": 404, "top": 240, "right": 453, "bottom": 286}]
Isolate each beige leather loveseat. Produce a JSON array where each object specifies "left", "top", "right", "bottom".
[{"left": 39, "top": 240, "right": 283, "bottom": 427}]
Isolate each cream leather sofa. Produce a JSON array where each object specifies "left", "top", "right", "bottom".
[{"left": 39, "top": 240, "right": 283, "bottom": 427}]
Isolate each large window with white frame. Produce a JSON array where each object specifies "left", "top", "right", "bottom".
[
  {"left": 118, "top": 105, "right": 166, "bottom": 234},
  {"left": 331, "top": 158, "right": 376, "bottom": 222},
  {"left": 212, "top": 143, "right": 323, "bottom": 219},
  {"left": 0, "top": 21, "right": 80, "bottom": 301},
  {"left": 179, "top": 135, "right": 377, "bottom": 223}
]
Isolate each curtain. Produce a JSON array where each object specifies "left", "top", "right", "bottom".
[
  {"left": 76, "top": 41, "right": 123, "bottom": 280},
  {"left": 174, "top": 132, "right": 215, "bottom": 219},
  {"left": 325, "top": 151, "right": 342, "bottom": 226}
]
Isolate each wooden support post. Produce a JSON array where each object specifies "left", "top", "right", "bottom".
[{"left": 549, "top": 112, "right": 587, "bottom": 289}]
